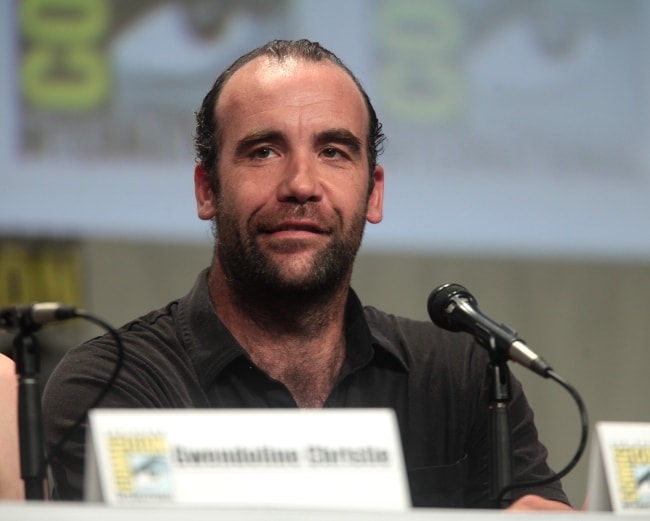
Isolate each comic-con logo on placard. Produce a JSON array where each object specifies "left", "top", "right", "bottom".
[
  {"left": 614, "top": 445, "right": 650, "bottom": 509},
  {"left": 108, "top": 433, "right": 172, "bottom": 499}
]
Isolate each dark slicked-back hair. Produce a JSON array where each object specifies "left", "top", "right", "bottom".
[{"left": 194, "top": 39, "right": 385, "bottom": 194}]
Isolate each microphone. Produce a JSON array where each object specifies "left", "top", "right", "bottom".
[
  {"left": 427, "top": 283, "right": 552, "bottom": 377},
  {"left": 0, "top": 303, "right": 79, "bottom": 331}
]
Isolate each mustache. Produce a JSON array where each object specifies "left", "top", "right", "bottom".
[{"left": 251, "top": 204, "right": 338, "bottom": 232}]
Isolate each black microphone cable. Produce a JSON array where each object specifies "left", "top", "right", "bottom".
[
  {"left": 496, "top": 368, "right": 589, "bottom": 505},
  {"left": 44, "top": 308, "right": 125, "bottom": 467}
]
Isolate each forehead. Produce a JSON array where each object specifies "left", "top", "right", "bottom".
[{"left": 215, "top": 56, "right": 369, "bottom": 136}]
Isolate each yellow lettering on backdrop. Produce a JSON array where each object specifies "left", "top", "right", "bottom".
[{"left": 0, "top": 240, "right": 82, "bottom": 308}]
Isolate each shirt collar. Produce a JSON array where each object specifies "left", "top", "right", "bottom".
[
  {"left": 177, "top": 268, "right": 408, "bottom": 389},
  {"left": 343, "top": 289, "right": 409, "bottom": 374},
  {"left": 177, "top": 268, "right": 246, "bottom": 388}
]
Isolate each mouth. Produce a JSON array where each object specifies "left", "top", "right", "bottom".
[
  {"left": 274, "top": 223, "right": 323, "bottom": 233},
  {"left": 261, "top": 220, "right": 327, "bottom": 240}
]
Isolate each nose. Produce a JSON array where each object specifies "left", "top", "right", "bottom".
[{"left": 277, "top": 153, "right": 323, "bottom": 204}]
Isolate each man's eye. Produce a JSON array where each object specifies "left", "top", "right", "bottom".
[
  {"left": 253, "top": 147, "right": 276, "bottom": 159},
  {"left": 322, "top": 147, "right": 342, "bottom": 159}
]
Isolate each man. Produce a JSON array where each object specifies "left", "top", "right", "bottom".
[
  {"left": 0, "top": 353, "right": 23, "bottom": 500},
  {"left": 43, "top": 39, "right": 572, "bottom": 510}
]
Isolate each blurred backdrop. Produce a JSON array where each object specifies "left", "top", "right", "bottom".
[{"left": 1, "top": 0, "right": 650, "bottom": 507}]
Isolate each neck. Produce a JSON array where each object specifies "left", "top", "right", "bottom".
[{"left": 208, "top": 265, "right": 351, "bottom": 407}]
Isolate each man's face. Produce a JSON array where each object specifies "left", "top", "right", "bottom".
[{"left": 195, "top": 56, "right": 384, "bottom": 295}]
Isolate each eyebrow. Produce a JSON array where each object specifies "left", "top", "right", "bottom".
[
  {"left": 315, "top": 128, "right": 362, "bottom": 157},
  {"left": 234, "top": 129, "right": 287, "bottom": 157},
  {"left": 233, "top": 127, "right": 363, "bottom": 158}
]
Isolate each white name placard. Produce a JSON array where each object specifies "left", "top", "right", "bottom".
[
  {"left": 84, "top": 408, "right": 411, "bottom": 510},
  {"left": 587, "top": 421, "right": 650, "bottom": 514}
]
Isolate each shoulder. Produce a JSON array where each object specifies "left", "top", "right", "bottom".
[
  {"left": 44, "top": 300, "right": 189, "bottom": 406},
  {"left": 0, "top": 354, "right": 22, "bottom": 499},
  {"left": 74, "top": 300, "right": 181, "bottom": 359},
  {"left": 363, "top": 305, "right": 483, "bottom": 366},
  {"left": 0, "top": 352, "right": 14, "bottom": 377},
  {"left": 0, "top": 353, "right": 17, "bottom": 409},
  {"left": 76, "top": 267, "right": 212, "bottom": 361},
  {"left": 362, "top": 305, "right": 493, "bottom": 401}
]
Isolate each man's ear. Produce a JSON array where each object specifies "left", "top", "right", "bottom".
[
  {"left": 194, "top": 163, "right": 217, "bottom": 220},
  {"left": 366, "top": 164, "right": 384, "bottom": 224}
]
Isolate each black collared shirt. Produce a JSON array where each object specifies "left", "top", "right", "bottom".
[{"left": 43, "top": 269, "right": 568, "bottom": 507}]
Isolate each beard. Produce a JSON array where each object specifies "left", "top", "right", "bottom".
[{"left": 213, "top": 202, "right": 367, "bottom": 299}]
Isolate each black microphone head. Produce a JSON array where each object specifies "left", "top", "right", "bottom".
[{"left": 427, "top": 283, "right": 476, "bottom": 332}]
